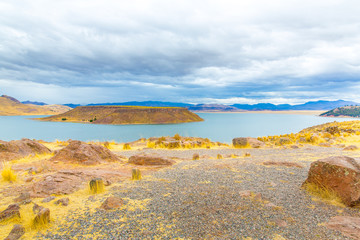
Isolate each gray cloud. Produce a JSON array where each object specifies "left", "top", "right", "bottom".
[{"left": 1, "top": 0, "right": 360, "bottom": 104}]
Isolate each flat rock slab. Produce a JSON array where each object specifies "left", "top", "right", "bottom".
[
  {"left": 326, "top": 216, "right": 360, "bottom": 240},
  {"left": 128, "top": 155, "right": 175, "bottom": 166}
]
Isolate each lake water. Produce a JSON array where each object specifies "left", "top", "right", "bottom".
[{"left": 0, "top": 113, "right": 355, "bottom": 143}]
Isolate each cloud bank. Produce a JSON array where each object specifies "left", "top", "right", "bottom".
[{"left": 1, "top": 0, "right": 360, "bottom": 104}]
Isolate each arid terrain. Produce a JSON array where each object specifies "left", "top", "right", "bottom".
[
  {"left": 1, "top": 121, "right": 360, "bottom": 239},
  {"left": 0, "top": 95, "right": 71, "bottom": 116}
]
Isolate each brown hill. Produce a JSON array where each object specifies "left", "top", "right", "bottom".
[
  {"left": 0, "top": 95, "right": 71, "bottom": 116},
  {"left": 38, "top": 106, "right": 204, "bottom": 124}
]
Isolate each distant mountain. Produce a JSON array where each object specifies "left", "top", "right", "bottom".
[
  {"left": 22, "top": 100, "right": 47, "bottom": 106},
  {"left": 320, "top": 105, "right": 360, "bottom": 117},
  {"left": 232, "top": 100, "right": 359, "bottom": 111},
  {"left": 87, "top": 101, "right": 193, "bottom": 108},
  {"left": 188, "top": 104, "right": 240, "bottom": 112},
  {"left": 62, "top": 99, "right": 359, "bottom": 112}
]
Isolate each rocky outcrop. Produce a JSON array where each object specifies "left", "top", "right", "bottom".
[
  {"left": 232, "top": 137, "right": 264, "bottom": 148},
  {"left": 325, "top": 216, "right": 360, "bottom": 240},
  {"left": 38, "top": 106, "right": 204, "bottom": 125},
  {"left": 262, "top": 161, "right": 303, "bottom": 168},
  {"left": 303, "top": 156, "right": 360, "bottom": 207},
  {"left": 0, "top": 138, "right": 51, "bottom": 161},
  {"left": 50, "top": 140, "right": 120, "bottom": 165},
  {"left": 128, "top": 155, "right": 175, "bottom": 166}
]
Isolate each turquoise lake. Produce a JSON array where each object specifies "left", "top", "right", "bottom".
[{"left": 0, "top": 113, "right": 355, "bottom": 143}]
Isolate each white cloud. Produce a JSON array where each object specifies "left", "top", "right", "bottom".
[{"left": 1, "top": 0, "right": 360, "bottom": 104}]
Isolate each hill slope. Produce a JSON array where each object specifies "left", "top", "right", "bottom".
[
  {"left": 38, "top": 106, "right": 204, "bottom": 124},
  {"left": 0, "top": 95, "right": 71, "bottom": 116},
  {"left": 320, "top": 106, "right": 360, "bottom": 117}
]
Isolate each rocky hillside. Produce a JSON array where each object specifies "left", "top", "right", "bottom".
[
  {"left": 38, "top": 106, "right": 204, "bottom": 124},
  {"left": 320, "top": 105, "right": 360, "bottom": 117},
  {"left": 0, "top": 95, "right": 71, "bottom": 116}
]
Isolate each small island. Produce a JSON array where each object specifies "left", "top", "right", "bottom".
[
  {"left": 320, "top": 105, "right": 360, "bottom": 118},
  {"left": 37, "top": 106, "right": 204, "bottom": 124}
]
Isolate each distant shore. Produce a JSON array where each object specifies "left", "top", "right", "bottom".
[{"left": 193, "top": 110, "right": 326, "bottom": 115}]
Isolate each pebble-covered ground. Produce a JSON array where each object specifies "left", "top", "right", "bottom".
[{"left": 39, "top": 147, "right": 360, "bottom": 239}]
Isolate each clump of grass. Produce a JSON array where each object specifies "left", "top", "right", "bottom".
[
  {"left": 1, "top": 162, "right": 17, "bottom": 182},
  {"left": 131, "top": 168, "right": 141, "bottom": 180},
  {"left": 303, "top": 181, "right": 345, "bottom": 207},
  {"left": 244, "top": 152, "right": 251, "bottom": 157},
  {"left": 103, "top": 141, "right": 110, "bottom": 149},
  {"left": 217, "top": 154, "right": 223, "bottom": 159},
  {"left": 192, "top": 153, "right": 200, "bottom": 160},
  {"left": 89, "top": 178, "right": 104, "bottom": 194},
  {"left": 123, "top": 143, "right": 131, "bottom": 150},
  {"left": 174, "top": 133, "right": 181, "bottom": 140},
  {"left": 146, "top": 141, "right": 156, "bottom": 148},
  {"left": 32, "top": 208, "right": 50, "bottom": 229}
]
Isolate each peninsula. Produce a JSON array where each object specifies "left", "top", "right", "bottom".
[
  {"left": 320, "top": 105, "right": 360, "bottom": 118},
  {"left": 37, "top": 106, "right": 204, "bottom": 124}
]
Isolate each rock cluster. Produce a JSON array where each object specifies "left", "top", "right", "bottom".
[
  {"left": 50, "top": 140, "right": 120, "bottom": 165},
  {"left": 0, "top": 138, "right": 51, "bottom": 161},
  {"left": 232, "top": 137, "right": 264, "bottom": 148}
]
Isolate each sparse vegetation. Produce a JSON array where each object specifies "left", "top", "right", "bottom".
[
  {"left": 1, "top": 163, "right": 16, "bottom": 182},
  {"left": 131, "top": 168, "right": 141, "bottom": 180},
  {"left": 123, "top": 143, "right": 131, "bottom": 150},
  {"left": 89, "top": 178, "right": 104, "bottom": 194},
  {"left": 320, "top": 105, "right": 360, "bottom": 117},
  {"left": 192, "top": 153, "right": 200, "bottom": 160},
  {"left": 302, "top": 182, "right": 345, "bottom": 207}
]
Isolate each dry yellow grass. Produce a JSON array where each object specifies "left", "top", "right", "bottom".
[
  {"left": 1, "top": 162, "right": 16, "bottom": 182},
  {"left": 302, "top": 182, "right": 345, "bottom": 208}
]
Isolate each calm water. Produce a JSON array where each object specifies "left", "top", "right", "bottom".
[{"left": 0, "top": 113, "right": 355, "bottom": 143}]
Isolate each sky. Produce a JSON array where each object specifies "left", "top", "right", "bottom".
[{"left": 0, "top": 0, "right": 360, "bottom": 105}]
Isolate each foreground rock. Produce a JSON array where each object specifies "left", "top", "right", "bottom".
[
  {"left": 0, "top": 138, "right": 51, "bottom": 161},
  {"left": 128, "top": 155, "right": 175, "bottom": 166},
  {"left": 232, "top": 137, "right": 264, "bottom": 148},
  {"left": 0, "top": 204, "right": 20, "bottom": 221},
  {"left": 100, "top": 196, "right": 124, "bottom": 210},
  {"left": 4, "top": 224, "right": 25, "bottom": 240},
  {"left": 325, "top": 216, "right": 360, "bottom": 240},
  {"left": 50, "top": 140, "right": 120, "bottom": 165},
  {"left": 303, "top": 156, "right": 360, "bottom": 207}
]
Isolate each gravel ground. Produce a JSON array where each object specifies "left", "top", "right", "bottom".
[{"left": 39, "top": 146, "right": 360, "bottom": 239}]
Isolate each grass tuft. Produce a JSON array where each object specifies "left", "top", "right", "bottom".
[
  {"left": 131, "top": 168, "right": 142, "bottom": 180},
  {"left": 89, "top": 178, "right": 104, "bottom": 194},
  {"left": 1, "top": 162, "right": 17, "bottom": 182},
  {"left": 303, "top": 181, "right": 345, "bottom": 207},
  {"left": 123, "top": 143, "right": 131, "bottom": 150}
]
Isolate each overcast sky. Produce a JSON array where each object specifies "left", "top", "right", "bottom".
[{"left": 1, "top": 0, "right": 360, "bottom": 104}]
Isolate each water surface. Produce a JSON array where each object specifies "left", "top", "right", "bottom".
[{"left": 0, "top": 113, "right": 355, "bottom": 143}]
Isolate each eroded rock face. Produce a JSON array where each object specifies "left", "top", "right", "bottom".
[
  {"left": 0, "top": 204, "right": 20, "bottom": 221},
  {"left": 232, "top": 137, "right": 264, "bottom": 148},
  {"left": 128, "top": 155, "right": 175, "bottom": 166},
  {"left": 325, "top": 216, "right": 360, "bottom": 240},
  {"left": 4, "top": 224, "right": 25, "bottom": 240},
  {"left": 50, "top": 140, "right": 120, "bottom": 165},
  {"left": 0, "top": 138, "right": 51, "bottom": 161},
  {"left": 303, "top": 156, "right": 360, "bottom": 207}
]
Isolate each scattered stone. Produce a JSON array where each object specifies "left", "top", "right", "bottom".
[
  {"left": 128, "top": 155, "right": 175, "bottom": 166},
  {"left": 4, "top": 224, "right": 25, "bottom": 240},
  {"left": 24, "top": 176, "right": 34, "bottom": 182},
  {"left": 254, "top": 193, "right": 262, "bottom": 201},
  {"left": 100, "top": 196, "right": 124, "bottom": 210},
  {"left": 0, "top": 138, "right": 51, "bottom": 161},
  {"left": 104, "top": 180, "right": 112, "bottom": 186},
  {"left": 13, "top": 192, "right": 31, "bottom": 203},
  {"left": 33, "top": 203, "right": 44, "bottom": 214},
  {"left": 233, "top": 137, "right": 264, "bottom": 148},
  {"left": 303, "top": 156, "right": 360, "bottom": 207},
  {"left": 239, "top": 190, "right": 252, "bottom": 198},
  {"left": 54, "top": 198, "right": 69, "bottom": 206},
  {"left": 319, "top": 143, "right": 331, "bottom": 147},
  {"left": 42, "top": 196, "right": 56, "bottom": 203},
  {"left": 275, "top": 219, "right": 288, "bottom": 228},
  {"left": 49, "top": 140, "right": 121, "bottom": 165},
  {"left": 325, "top": 216, "right": 360, "bottom": 240},
  {"left": 344, "top": 145, "right": 358, "bottom": 151},
  {"left": 290, "top": 145, "right": 299, "bottom": 149},
  {"left": 0, "top": 204, "right": 20, "bottom": 221},
  {"left": 262, "top": 161, "right": 303, "bottom": 168},
  {"left": 244, "top": 152, "right": 251, "bottom": 157},
  {"left": 192, "top": 153, "right": 200, "bottom": 160}
]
